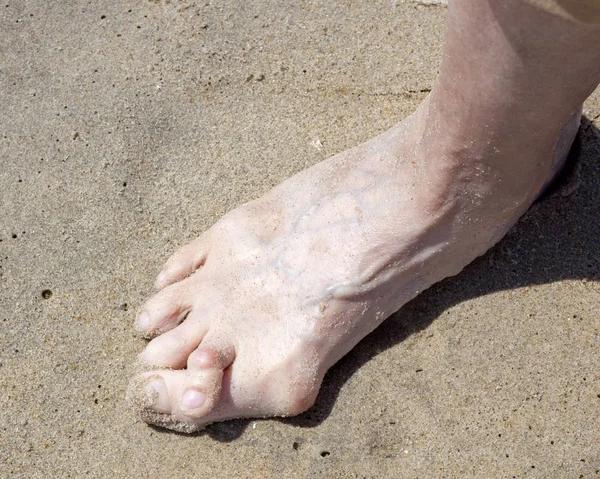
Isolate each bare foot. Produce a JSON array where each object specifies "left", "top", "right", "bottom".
[{"left": 127, "top": 101, "right": 580, "bottom": 433}]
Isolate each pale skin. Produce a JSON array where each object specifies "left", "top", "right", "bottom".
[{"left": 127, "top": 0, "right": 600, "bottom": 432}]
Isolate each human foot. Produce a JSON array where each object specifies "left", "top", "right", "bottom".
[{"left": 127, "top": 102, "right": 580, "bottom": 433}]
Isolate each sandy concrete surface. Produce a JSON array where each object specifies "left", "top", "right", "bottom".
[{"left": 1, "top": 1, "right": 599, "bottom": 477}]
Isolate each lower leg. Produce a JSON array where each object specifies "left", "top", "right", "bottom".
[
  {"left": 128, "top": 0, "right": 600, "bottom": 431},
  {"left": 419, "top": 0, "right": 600, "bottom": 215}
]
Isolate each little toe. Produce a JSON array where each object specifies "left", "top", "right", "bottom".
[
  {"left": 136, "top": 281, "right": 193, "bottom": 338},
  {"left": 155, "top": 235, "right": 209, "bottom": 290},
  {"left": 180, "top": 335, "right": 236, "bottom": 418},
  {"left": 139, "top": 318, "right": 208, "bottom": 369}
]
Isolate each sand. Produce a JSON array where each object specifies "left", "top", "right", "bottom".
[{"left": 1, "top": 1, "right": 599, "bottom": 477}]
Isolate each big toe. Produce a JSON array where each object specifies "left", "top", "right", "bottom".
[
  {"left": 129, "top": 335, "right": 236, "bottom": 431},
  {"left": 128, "top": 370, "right": 198, "bottom": 433}
]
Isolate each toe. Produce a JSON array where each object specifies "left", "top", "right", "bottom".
[
  {"left": 155, "top": 235, "right": 209, "bottom": 290},
  {"left": 129, "top": 369, "right": 196, "bottom": 433},
  {"left": 130, "top": 335, "right": 237, "bottom": 432},
  {"left": 180, "top": 334, "right": 236, "bottom": 418},
  {"left": 136, "top": 281, "right": 193, "bottom": 338},
  {"left": 129, "top": 367, "right": 238, "bottom": 433},
  {"left": 139, "top": 317, "right": 208, "bottom": 369},
  {"left": 129, "top": 350, "right": 320, "bottom": 432}
]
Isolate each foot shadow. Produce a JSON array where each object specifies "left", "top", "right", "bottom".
[{"left": 201, "top": 117, "right": 599, "bottom": 441}]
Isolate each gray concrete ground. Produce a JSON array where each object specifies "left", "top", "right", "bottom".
[{"left": 1, "top": 1, "right": 599, "bottom": 477}]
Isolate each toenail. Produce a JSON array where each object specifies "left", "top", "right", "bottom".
[
  {"left": 156, "top": 271, "right": 167, "bottom": 284},
  {"left": 138, "top": 312, "right": 150, "bottom": 330},
  {"left": 145, "top": 377, "right": 170, "bottom": 413},
  {"left": 181, "top": 389, "right": 206, "bottom": 412}
]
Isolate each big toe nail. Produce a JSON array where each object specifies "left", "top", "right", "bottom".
[{"left": 146, "top": 377, "right": 171, "bottom": 413}]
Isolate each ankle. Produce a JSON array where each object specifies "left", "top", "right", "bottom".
[{"left": 409, "top": 98, "right": 558, "bottom": 217}]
